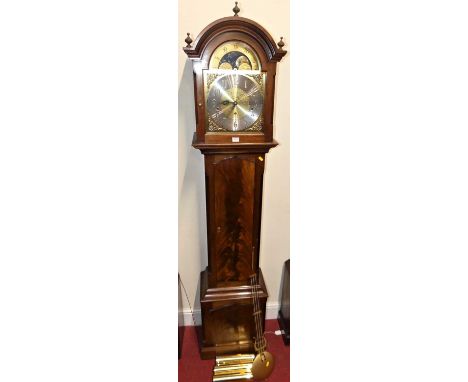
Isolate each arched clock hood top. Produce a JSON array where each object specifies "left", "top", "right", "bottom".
[{"left": 183, "top": 16, "right": 287, "bottom": 63}]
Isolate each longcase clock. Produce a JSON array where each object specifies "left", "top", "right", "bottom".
[{"left": 183, "top": 3, "right": 287, "bottom": 359}]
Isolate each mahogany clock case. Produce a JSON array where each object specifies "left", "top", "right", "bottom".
[{"left": 182, "top": 6, "right": 287, "bottom": 360}]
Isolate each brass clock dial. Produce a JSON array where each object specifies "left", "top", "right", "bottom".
[
  {"left": 205, "top": 71, "right": 265, "bottom": 132},
  {"left": 209, "top": 41, "right": 261, "bottom": 70}
]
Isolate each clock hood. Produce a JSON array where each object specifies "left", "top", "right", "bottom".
[{"left": 183, "top": 16, "right": 286, "bottom": 63}]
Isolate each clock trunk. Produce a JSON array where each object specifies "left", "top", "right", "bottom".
[{"left": 204, "top": 153, "right": 265, "bottom": 287}]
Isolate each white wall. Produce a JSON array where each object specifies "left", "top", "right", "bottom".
[{"left": 178, "top": 0, "right": 290, "bottom": 322}]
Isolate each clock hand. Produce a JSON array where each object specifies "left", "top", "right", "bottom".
[
  {"left": 221, "top": 100, "right": 238, "bottom": 106},
  {"left": 213, "top": 103, "right": 235, "bottom": 119}
]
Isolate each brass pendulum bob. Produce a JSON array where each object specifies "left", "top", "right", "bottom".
[{"left": 252, "top": 351, "right": 275, "bottom": 380}]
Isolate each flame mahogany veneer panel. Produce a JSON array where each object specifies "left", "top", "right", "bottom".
[
  {"left": 205, "top": 154, "right": 265, "bottom": 288},
  {"left": 214, "top": 156, "right": 255, "bottom": 283}
]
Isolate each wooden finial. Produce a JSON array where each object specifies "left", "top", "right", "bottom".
[
  {"left": 277, "top": 36, "right": 285, "bottom": 50},
  {"left": 233, "top": 1, "right": 240, "bottom": 16},
  {"left": 185, "top": 33, "right": 193, "bottom": 48}
]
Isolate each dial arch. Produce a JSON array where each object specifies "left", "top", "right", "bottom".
[{"left": 209, "top": 40, "right": 261, "bottom": 70}]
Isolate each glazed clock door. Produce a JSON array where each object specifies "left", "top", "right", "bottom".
[
  {"left": 206, "top": 154, "right": 265, "bottom": 287},
  {"left": 204, "top": 71, "right": 266, "bottom": 133},
  {"left": 202, "top": 39, "right": 266, "bottom": 138}
]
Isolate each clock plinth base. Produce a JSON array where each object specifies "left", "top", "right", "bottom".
[{"left": 199, "top": 268, "right": 268, "bottom": 359}]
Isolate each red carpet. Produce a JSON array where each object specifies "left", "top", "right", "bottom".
[{"left": 178, "top": 320, "right": 289, "bottom": 382}]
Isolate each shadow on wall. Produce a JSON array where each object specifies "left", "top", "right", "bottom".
[{"left": 178, "top": 59, "right": 208, "bottom": 299}]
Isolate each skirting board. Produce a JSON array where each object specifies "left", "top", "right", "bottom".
[{"left": 182, "top": 302, "right": 281, "bottom": 326}]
